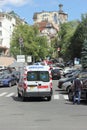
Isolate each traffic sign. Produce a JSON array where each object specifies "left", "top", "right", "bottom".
[
  {"left": 27, "top": 56, "right": 32, "bottom": 62},
  {"left": 19, "top": 37, "right": 23, "bottom": 43},
  {"left": 17, "top": 55, "right": 25, "bottom": 62}
]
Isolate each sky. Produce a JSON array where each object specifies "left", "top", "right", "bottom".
[{"left": 0, "top": 0, "right": 87, "bottom": 25}]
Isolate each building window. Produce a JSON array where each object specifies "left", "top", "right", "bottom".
[{"left": 54, "top": 14, "right": 58, "bottom": 24}]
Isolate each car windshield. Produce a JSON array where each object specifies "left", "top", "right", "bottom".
[{"left": 27, "top": 71, "right": 49, "bottom": 82}]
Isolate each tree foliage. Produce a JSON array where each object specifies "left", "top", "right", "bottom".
[
  {"left": 57, "top": 15, "right": 87, "bottom": 62},
  {"left": 81, "top": 39, "right": 87, "bottom": 69},
  {"left": 57, "top": 21, "right": 79, "bottom": 61},
  {"left": 69, "top": 14, "right": 87, "bottom": 60},
  {"left": 10, "top": 24, "right": 51, "bottom": 61}
]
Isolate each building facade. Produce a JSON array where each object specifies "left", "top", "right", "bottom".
[
  {"left": 33, "top": 4, "right": 68, "bottom": 31},
  {"left": 0, "top": 11, "right": 26, "bottom": 56},
  {"left": 33, "top": 4, "right": 68, "bottom": 45},
  {"left": 33, "top": 4, "right": 68, "bottom": 58},
  {"left": 0, "top": 12, "right": 16, "bottom": 56}
]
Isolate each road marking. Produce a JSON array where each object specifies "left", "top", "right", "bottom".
[
  {"left": 0, "top": 92, "right": 70, "bottom": 101},
  {"left": 63, "top": 95, "right": 69, "bottom": 100},
  {"left": 0, "top": 92, "right": 7, "bottom": 96},
  {"left": 53, "top": 94, "right": 59, "bottom": 99},
  {"left": 6, "top": 92, "right": 15, "bottom": 97}
]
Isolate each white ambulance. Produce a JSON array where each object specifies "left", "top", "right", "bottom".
[{"left": 17, "top": 65, "right": 53, "bottom": 101}]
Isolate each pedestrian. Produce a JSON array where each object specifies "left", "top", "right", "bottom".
[{"left": 72, "top": 75, "right": 83, "bottom": 104}]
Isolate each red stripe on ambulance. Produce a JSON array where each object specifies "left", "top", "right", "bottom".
[{"left": 38, "top": 85, "right": 48, "bottom": 88}]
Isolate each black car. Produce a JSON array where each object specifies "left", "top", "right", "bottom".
[{"left": 51, "top": 68, "right": 61, "bottom": 80}]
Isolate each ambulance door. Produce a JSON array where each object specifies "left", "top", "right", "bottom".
[
  {"left": 26, "top": 71, "right": 39, "bottom": 93},
  {"left": 38, "top": 71, "right": 50, "bottom": 92}
]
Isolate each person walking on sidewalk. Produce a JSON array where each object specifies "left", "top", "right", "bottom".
[{"left": 72, "top": 75, "right": 83, "bottom": 104}]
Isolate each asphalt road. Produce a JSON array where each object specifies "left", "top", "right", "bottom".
[{"left": 0, "top": 80, "right": 87, "bottom": 130}]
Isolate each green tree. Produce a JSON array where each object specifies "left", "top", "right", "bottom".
[
  {"left": 58, "top": 21, "right": 79, "bottom": 61},
  {"left": 50, "top": 36, "right": 59, "bottom": 58},
  {"left": 81, "top": 39, "right": 87, "bottom": 69},
  {"left": 69, "top": 14, "right": 87, "bottom": 60},
  {"left": 10, "top": 24, "right": 50, "bottom": 61}
]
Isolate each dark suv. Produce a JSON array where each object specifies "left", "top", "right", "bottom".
[{"left": 51, "top": 68, "right": 61, "bottom": 80}]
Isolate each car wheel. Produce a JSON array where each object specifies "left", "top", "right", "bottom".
[
  {"left": 68, "top": 90, "right": 73, "bottom": 101},
  {"left": 21, "top": 96, "right": 26, "bottom": 101},
  {"left": 47, "top": 96, "right": 51, "bottom": 101}
]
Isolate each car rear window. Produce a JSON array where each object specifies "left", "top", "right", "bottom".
[{"left": 27, "top": 71, "right": 49, "bottom": 82}]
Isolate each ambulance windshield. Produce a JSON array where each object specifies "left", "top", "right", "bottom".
[{"left": 27, "top": 71, "right": 49, "bottom": 82}]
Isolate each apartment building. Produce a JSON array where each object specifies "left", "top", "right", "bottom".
[
  {"left": 0, "top": 11, "right": 27, "bottom": 56},
  {"left": 33, "top": 4, "right": 68, "bottom": 58},
  {"left": 33, "top": 4, "right": 68, "bottom": 29},
  {"left": 0, "top": 12, "right": 16, "bottom": 56},
  {"left": 33, "top": 4, "right": 68, "bottom": 45}
]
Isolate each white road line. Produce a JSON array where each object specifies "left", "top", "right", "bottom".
[
  {"left": 0, "top": 92, "right": 7, "bottom": 96},
  {"left": 63, "top": 95, "right": 69, "bottom": 100},
  {"left": 6, "top": 92, "right": 15, "bottom": 97},
  {"left": 53, "top": 94, "right": 59, "bottom": 99},
  {"left": 15, "top": 94, "right": 18, "bottom": 97},
  {"left": 0, "top": 92, "right": 69, "bottom": 100}
]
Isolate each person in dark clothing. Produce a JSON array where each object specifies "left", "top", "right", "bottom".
[{"left": 72, "top": 75, "right": 83, "bottom": 104}]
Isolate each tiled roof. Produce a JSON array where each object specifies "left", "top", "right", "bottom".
[
  {"left": 35, "top": 21, "right": 59, "bottom": 32},
  {"left": 36, "top": 21, "right": 48, "bottom": 31}
]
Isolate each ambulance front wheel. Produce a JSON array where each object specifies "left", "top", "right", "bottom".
[{"left": 47, "top": 96, "right": 51, "bottom": 101}]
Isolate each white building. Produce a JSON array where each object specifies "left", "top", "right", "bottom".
[
  {"left": 0, "top": 12, "right": 16, "bottom": 55},
  {"left": 0, "top": 11, "right": 27, "bottom": 56}
]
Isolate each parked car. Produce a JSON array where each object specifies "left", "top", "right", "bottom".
[
  {"left": 58, "top": 76, "right": 76, "bottom": 88},
  {"left": 0, "top": 65, "right": 6, "bottom": 70},
  {"left": 63, "top": 67, "right": 76, "bottom": 77},
  {"left": 65, "top": 69, "right": 81, "bottom": 78},
  {"left": 51, "top": 68, "right": 61, "bottom": 80},
  {"left": 57, "top": 67, "right": 64, "bottom": 76},
  {"left": 55, "top": 63, "right": 65, "bottom": 68},
  {"left": 0, "top": 74, "right": 17, "bottom": 87},
  {"left": 59, "top": 70, "right": 81, "bottom": 92},
  {"left": 61, "top": 81, "right": 72, "bottom": 92},
  {"left": 68, "top": 71, "right": 87, "bottom": 101},
  {"left": 11, "top": 71, "right": 20, "bottom": 82},
  {"left": 65, "top": 60, "right": 74, "bottom": 67}
]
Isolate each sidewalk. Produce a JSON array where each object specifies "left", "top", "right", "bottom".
[{"left": 0, "top": 56, "right": 15, "bottom": 66}]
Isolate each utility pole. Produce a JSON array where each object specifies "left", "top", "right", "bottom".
[{"left": 19, "top": 37, "right": 23, "bottom": 55}]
